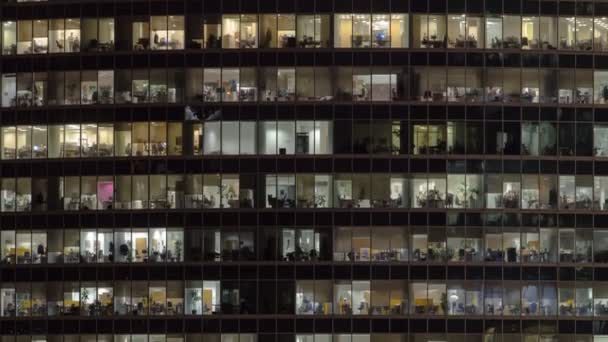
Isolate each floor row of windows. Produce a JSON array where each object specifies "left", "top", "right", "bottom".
[
  {"left": 10, "top": 173, "right": 608, "bottom": 211},
  {"left": 0, "top": 335, "right": 600, "bottom": 342},
  {"left": 11, "top": 14, "right": 608, "bottom": 54},
  {"left": 2, "top": 279, "right": 608, "bottom": 318},
  {"left": 0, "top": 121, "right": 333, "bottom": 159},
  {"left": 2, "top": 224, "right": 608, "bottom": 264},
  {"left": 14, "top": 66, "right": 608, "bottom": 107},
  {"left": 1, "top": 336, "right": 257, "bottom": 342},
  {"left": 8, "top": 119, "right": 608, "bottom": 158}
]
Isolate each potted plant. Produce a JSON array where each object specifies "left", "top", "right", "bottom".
[
  {"left": 467, "top": 186, "right": 480, "bottom": 208},
  {"left": 80, "top": 288, "right": 90, "bottom": 315},
  {"left": 220, "top": 184, "right": 237, "bottom": 208},
  {"left": 119, "top": 243, "right": 130, "bottom": 262},
  {"left": 503, "top": 190, "right": 519, "bottom": 208},
  {"left": 190, "top": 290, "right": 202, "bottom": 315},
  {"left": 455, "top": 182, "right": 467, "bottom": 207},
  {"left": 440, "top": 293, "right": 448, "bottom": 315},
  {"left": 100, "top": 87, "right": 112, "bottom": 104},
  {"left": 174, "top": 240, "right": 182, "bottom": 262},
  {"left": 66, "top": 83, "right": 78, "bottom": 104},
  {"left": 108, "top": 242, "right": 114, "bottom": 262},
  {"left": 314, "top": 194, "right": 326, "bottom": 208},
  {"left": 391, "top": 126, "right": 401, "bottom": 145}
]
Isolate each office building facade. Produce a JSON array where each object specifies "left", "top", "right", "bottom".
[{"left": 3, "top": 0, "right": 608, "bottom": 341}]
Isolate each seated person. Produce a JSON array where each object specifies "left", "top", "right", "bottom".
[
  {"left": 298, "top": 297, "right": 313, "bottom": 313},
  {"left": 4, "top": 303, "right": 15, "bottom": 316}
]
